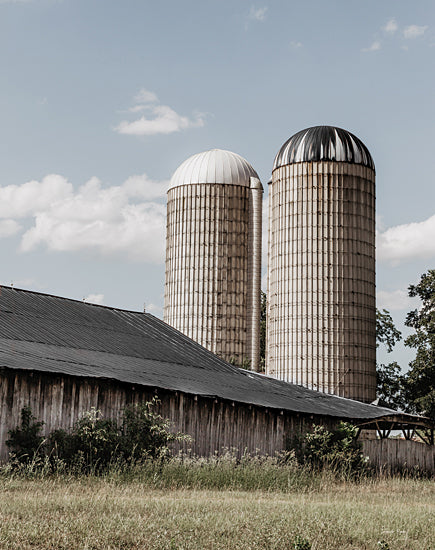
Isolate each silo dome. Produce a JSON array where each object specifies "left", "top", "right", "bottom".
[
  {"left": 169, "top": 149, "right": 260, "bottom": 189},
  {"left": 273, "top": 126, "right": 375, "bottom": 171},
  {"left": 164, "top": 148, "right": 263, "bottom": 370}
]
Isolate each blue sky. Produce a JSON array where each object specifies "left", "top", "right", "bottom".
[{"left": 0, "top": 0, "right": 434, "bottom": 369}]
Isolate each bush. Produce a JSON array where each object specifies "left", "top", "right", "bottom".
[
  {"left": 8, "top": 400, "right": 189, "bottom": 473},
  {"left": 6, "top": 406, "right": 45, "bottom": 463},
  {"left": 120, "top": 399, "right": 188, "bottom": 460},
  {"left": 294, "top": 422, "right": 368, "bottom": 476},
  {"left": 47, "top": 408, "right": 121, "bottom": 472}
]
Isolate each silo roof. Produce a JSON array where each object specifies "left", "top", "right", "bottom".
[
  {"left": 169, "top": 149, "right": 259, "bottom": 189},
  {"left": 273, "top": 126, "right": 375, "bottom": 171}
]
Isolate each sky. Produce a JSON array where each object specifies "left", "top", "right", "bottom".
[{"left": 0, "top": 0, "right": 434, "bottom": 371}]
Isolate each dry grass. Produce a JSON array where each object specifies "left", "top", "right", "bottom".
[{"left": 0, "top": 476, "right": 433, "bottom": 549}]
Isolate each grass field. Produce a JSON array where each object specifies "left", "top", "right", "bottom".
[{"left": 0, "top": 473, "right": 433, "bottom": 550}]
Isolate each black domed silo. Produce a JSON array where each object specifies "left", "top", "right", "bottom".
[{"left": 266, "top": 126, "right": 376, "bottom": 402}]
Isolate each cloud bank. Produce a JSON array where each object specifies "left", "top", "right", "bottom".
[
  {"left": 0, "top": 174, "right": 168, "bottom": 263},
  {"left": 377, "top": 213, "right": 435, "bottom": 264}
]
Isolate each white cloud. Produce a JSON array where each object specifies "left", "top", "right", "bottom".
[
  {"left": 377, "top": 213, "right": 435, "bottom": 264},
  {"left": 403, "top": 25, "right": 428, "bottom": 39},
  {"left": 383, "top": 18, "right": 398, "bottom": 35},
  {"left": 249, "top": 6, "right": 267, "bottom": 21},
  {"left": 0, "top": 175, "right": 72, "bottom": 219},
  {"left": 145, "top": 303, "right": 162, "bottom": 315},
  {"left": 0, "top": 219, "right": 21, "bottom": 238},
  {"left": 0, "top": 173, "right": 167, "bottom": 263},
  {"left": 84, "top": 294, "right": 105, "bottom": 305},
  {"left": 121, "top": 174, "right": 168, "bottom": 200},
  {"left": 362, "top": 41, "right": 381, "bottom": 52},
  {"left": 116, "top": 89, "right": 205, "bottom": 136},
  {"left": 377, "top": 289, "right": 416, "bottom": 312},
  {"left": 134, "top": 89, "right": 159, "bottom": 104},
  {"left": 116, "top": 105, "right": 204, "bottom": 136},
  {"left": 128, "top": 105, "right": 147, "bottom": 114},
  {"left": 290, "top": 41, "right": 303, "bottom": 49}
]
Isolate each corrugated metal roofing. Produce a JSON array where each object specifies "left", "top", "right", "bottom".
[
  {"left": 0, "top": 286, "right": 395, "bottom": 421},
  {"left": 273, "top": 126, "right": 375, "bottom": 171},
  {"left": 169, "top": 149, "right": 259, "bottom": 189}
]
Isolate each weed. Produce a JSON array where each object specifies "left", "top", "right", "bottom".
[{"left": 293, "top": 534, "right": 311, "bottom": 549}]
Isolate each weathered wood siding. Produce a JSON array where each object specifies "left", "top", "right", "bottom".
[
  {"left": 0, "top": 368, "right": 336, "bottom": 462},
  {"left": 362, "top": 439, "right": 435, "bottom": 474}
]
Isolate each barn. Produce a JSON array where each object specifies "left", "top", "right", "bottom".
[{"left": 0, "top": 286, "right": 432, "bottom": 467}]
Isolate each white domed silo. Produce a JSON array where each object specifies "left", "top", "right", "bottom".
[
  {"left": 164, "top": 149, "right": 263, "bottom": 369},
  {"left": 266, "top": 126, "right": 376, "bottom": 402}
]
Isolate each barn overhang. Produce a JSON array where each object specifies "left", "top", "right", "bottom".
[{"left": 354, "top": 414, "right": 434, "bottom": 445}]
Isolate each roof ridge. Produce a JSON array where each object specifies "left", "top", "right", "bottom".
[{"left": 0, "top": 285, "right": 144, "bottom": 315}]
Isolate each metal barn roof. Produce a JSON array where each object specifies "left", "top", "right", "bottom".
[
  {"left": 169, "top": 149, "right": 260, "bottom": 189},
  {"left": 0, "top": 286, "right": 402, "bottom": 422},
  {"left": 273, "top": 126, "right": 375, "bottom": 171}
]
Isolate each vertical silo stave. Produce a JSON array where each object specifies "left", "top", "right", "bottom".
[
  {"left": 164, "top": 149, "right": 263, "bottom": 369},
  {"left": 266, "top": 126, "right": 376, "bottom": 402}
]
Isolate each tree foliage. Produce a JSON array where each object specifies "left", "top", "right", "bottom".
[
  {"left": 376, "top": 309, "right": 402, "bottom": 353},
  {"left": 375, "top": 309, "right": 405, "bottom": 409},
  {"left": 404, "top": 269, "right": 435, "bottom": 420}
]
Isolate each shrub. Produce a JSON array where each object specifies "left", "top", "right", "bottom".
[
  {"left": 120, "top": 399, "right": 189, "bottom": 460},
  {"left": 9, "top": 400, "right": 190, "bottom": 473},
  {"left": 294, "top": 422, "right": 368, "bottom": 476},
  {"left": 47, "top": 408, "right": 121, "bottom": 472},
  {"left": 6, "top": 406, "right": 45, "bottom": 463}
]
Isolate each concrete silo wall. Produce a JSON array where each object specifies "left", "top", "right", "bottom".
[
  {"left": 164, "top": 183, "right": 251, "bottom": 364},
  {"left": 266, "top": 161, "right": 376, "bottom": 402}
]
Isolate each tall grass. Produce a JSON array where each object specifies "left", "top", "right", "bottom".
[
  {"left": 0, "top": 470, "right": 433, "bottom": 549},
  {"left": 1, "top": 448, "right": 431, "bottom": 492}
]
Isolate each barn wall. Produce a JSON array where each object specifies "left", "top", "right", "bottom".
[
  {"left": 0, "top": 368, "right": 337, "bottom": 462},
  {"left": 362, "top": 439, "right": 435, "bottom": 474}
]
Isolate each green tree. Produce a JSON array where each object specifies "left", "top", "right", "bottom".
[
  {"left": 404, "top": 269, "right": 435, "bottom": 420},
  {"left": 376, "top": 308, "right": 402, "bottom": 353},
  {"left": 375, "top": 308, "right": 406, "bottom": 409}
]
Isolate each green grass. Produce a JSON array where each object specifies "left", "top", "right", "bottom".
[{"left": 0, "top": 462, "right": 433, "bottom": 549}]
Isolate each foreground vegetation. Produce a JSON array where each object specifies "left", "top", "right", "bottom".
[
  {"left": 3, "top": 404, "right": 434, "bottom": 548},
  {"left": 0, "top": 469, "right": 433, "bottom": 550}
]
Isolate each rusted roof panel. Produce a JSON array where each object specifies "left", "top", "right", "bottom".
[{"left": 0, "top": 286, "right": 397, "bottom": 421}]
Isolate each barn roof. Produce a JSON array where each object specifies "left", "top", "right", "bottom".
[{"left": 0, "top": 286, "right": 413, "bottom": 423}]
